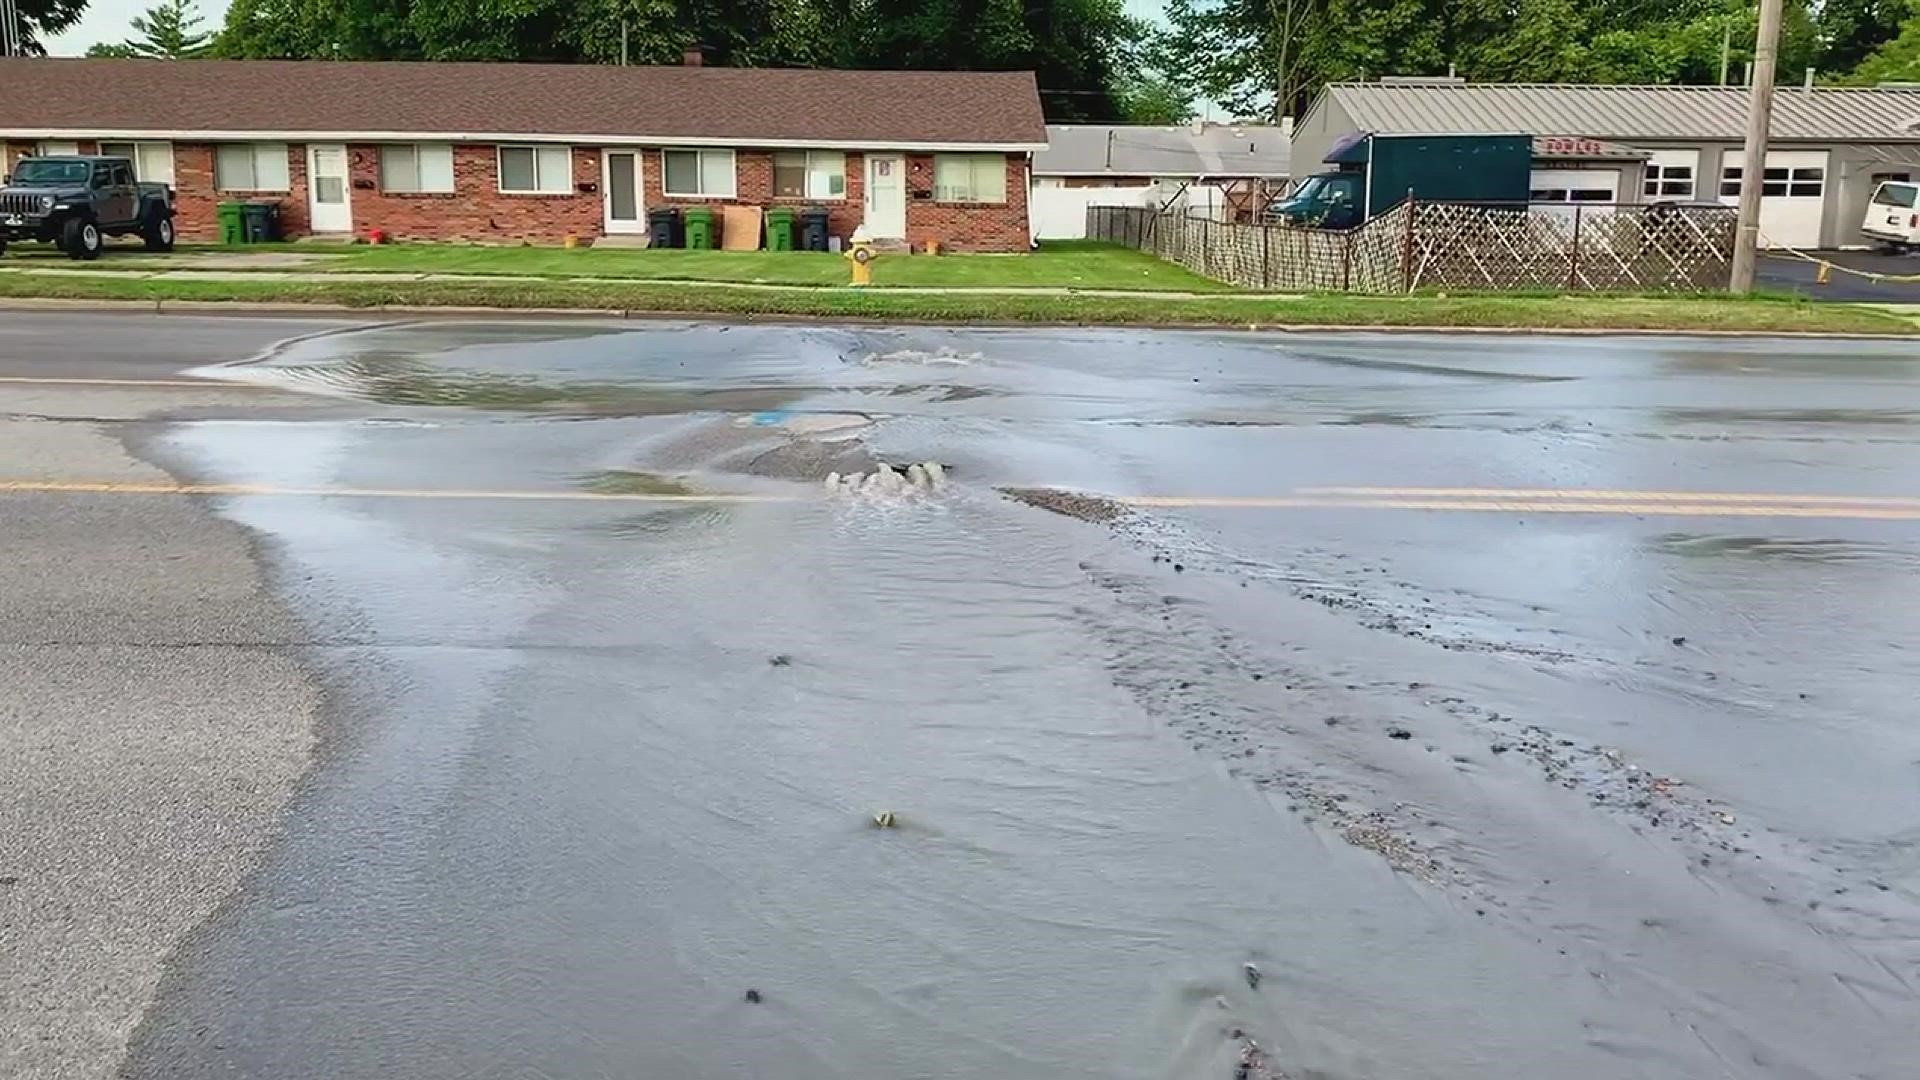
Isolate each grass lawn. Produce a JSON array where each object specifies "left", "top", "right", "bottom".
[
  {"left": 0, "top": 238, "right": 1234, "bottom": 293},
  {"left": 0, "top": 271, "right": 1907, "bottom": 335}
]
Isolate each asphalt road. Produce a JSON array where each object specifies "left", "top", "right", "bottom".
[
  {"left": 6, "top": 314, "right": 1920, "bottom": 1080},
  {"left": 1759, "top": 249, "right": 1920, "bottom": 302}
]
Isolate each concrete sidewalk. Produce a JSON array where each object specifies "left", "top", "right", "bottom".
[{"left": 0, "top": 263, "right": 1303, "bottom": 301}]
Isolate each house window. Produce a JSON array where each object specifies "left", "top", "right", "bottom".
[
  {"left": 1641, "top": 163, "right": 1694, "bottom": 200},
  {"left": 662, "top": 149, "right": 736, "bottom": 198},
  {"left": 99, "top": 141, "right": 174, "bottom": 186},
  {"left": 933, "top": 154, "right": 1007, "bottom": 203},
  {"left": 37, "top": 141, "right": 79, "bottom": 156},
  {"left": 1721, "top": 163, "right": 1823, "bottom": 199},
  {"left": 772, "top": 151, "right": 845, "bottom": 199},
  {"left": 381, "top": 144, "right": 456, "bottom": 193},
  {"left": 497, "top": 145, "right": 573, "bottom": 194},
  {"left": 214, "top": 143, "right": 290, "bottom": 191}
]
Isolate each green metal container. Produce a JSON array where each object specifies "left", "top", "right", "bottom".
[
  {"left": 764, "top": 207, "right": 796, "bottom": 251},
  {"left": 217, "top": 202, "right": 247, "bottom": 246},
  {"left": 684, "top": 206, "right": 716, "bottom": 250}
]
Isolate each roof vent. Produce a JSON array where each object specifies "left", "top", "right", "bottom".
[
  {"left": 1378, "top": 75, "right": 1466, "bottom": 85},
  {"left": 683, "top": 46, "right": 704, "bottom": 67}
]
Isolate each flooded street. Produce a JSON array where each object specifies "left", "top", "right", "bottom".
[{"left": 75, "top": 320, "right": 1920, "bottom": 1079}]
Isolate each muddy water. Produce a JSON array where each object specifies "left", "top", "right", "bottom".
[{"left": 127, "top": 323, "right": 1920, "bottom": 1079}]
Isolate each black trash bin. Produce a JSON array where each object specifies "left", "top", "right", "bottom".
[
  {"left": 799, "top": 207, "right": 832, "bottom": 252},
  {"left": 648, "top": 207, "right": 682, "bottom": 249},
  {"left": 241, "top": 202, "right": 281, "bottom": 243}
]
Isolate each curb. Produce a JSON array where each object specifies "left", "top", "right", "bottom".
[{"left": 0, "top": 296, "right": 1912, "bottom": 340}]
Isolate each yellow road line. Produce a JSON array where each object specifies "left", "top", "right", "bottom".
[
  {"left": 0, "top": 375, "right": 255, "bottom": 388},
  {"left": 1124, "top": 495, "right": 1920, "bottom": 519},
  {"left": 0, "top": 480, "right": 789, "bottom": 503},
  {"left": 1299, "top": 486, "right": 1920, "bottom": 507},
  {"left": 5, "top": 480, "right": 1920, "bottom": 520}
]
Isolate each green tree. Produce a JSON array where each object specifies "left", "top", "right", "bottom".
[
  {"left": 1842, "top": 9, "right": 1920, "bottom": 81},
  {"left": 212, "top": 0, "right": 416, "bottom": 58},
  {"left": 86, "top": 0, "right": 213, "bottom": 58},
  {"left": 10, "top": 0, "right": 89, "bottom": 54},
  {"left": 1818, "top": 0, "right": 1914, "bottom": 73},
  {"left": 1113, "top": 72, "right": 1196, "bottom": 123}
]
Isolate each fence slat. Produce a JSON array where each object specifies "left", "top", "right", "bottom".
[{"left": 1088, "top": 203, "right": 1735, "bottom": 294}]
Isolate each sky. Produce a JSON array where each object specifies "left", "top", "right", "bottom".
[{"left": 50, "top": 0, "right": 1166, "bottom": 55}]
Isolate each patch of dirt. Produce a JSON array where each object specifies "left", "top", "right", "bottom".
[{"left": 999, "top": 486, "right": 1132, "bottom": 525}]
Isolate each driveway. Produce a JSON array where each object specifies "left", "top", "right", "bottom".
[{"left": 1759, "top": 248, "right": 1920, "bottom": 301}]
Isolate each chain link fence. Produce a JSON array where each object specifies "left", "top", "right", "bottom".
[{"left": 1087, "top": 201, "right": 1737, "bottom": 294}]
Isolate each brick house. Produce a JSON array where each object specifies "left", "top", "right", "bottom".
[{"left": 0, "top": 58, "right": 1046, "bottom": 251}]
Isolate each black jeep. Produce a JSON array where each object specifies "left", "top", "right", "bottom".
[{"left": 0, "top": 154, "right": 176, "bottom": 260}]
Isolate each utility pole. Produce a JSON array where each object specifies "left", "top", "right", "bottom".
[
  {"left": 1, "top": 0, "right": 21, "bottom": 58},
  {"left": 1729, "top": 0, "right": 1784, "bottom": 294},
  {"left": 1718, "top": 24, "right": 1731, "bottom": 85},
  {"left": 620, "top": 21, "right": 629, "bottom": 66}
]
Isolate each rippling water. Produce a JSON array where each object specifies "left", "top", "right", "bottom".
[{"left": 128, "top": 321, "right": 1920, "bottom": 1079}]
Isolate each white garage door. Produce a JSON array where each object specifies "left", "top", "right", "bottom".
[
  {"left": 1529, "top": 168, "right": 1620, "bottom": 204},
  {"left": 1719, "top": 150, "right": 1827, "bottom": 250}
]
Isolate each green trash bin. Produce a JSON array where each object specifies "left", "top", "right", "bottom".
[
  {"left": 217, "top": 202, "right": 247, "bottom": 246},
  {"left": 764, "top": 207, "right": 795, "bottom": 251},
  {"left": 684, "top": 206, "right": 715, "bottom": 250}
]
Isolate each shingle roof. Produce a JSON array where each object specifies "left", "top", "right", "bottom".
[
  {"left": 0, "top": 58, "right": 1048, "bottom": 148},
  {"left": 1321, "top": 82, "right": 1920, "bottom": 143},
  {"left": 1034, "top": 123, "right": 1291, "bottom": 177}
]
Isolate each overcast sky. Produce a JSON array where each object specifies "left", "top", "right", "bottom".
[{"left": 50, "top": 0, "right": 1164, "bottom": 55}]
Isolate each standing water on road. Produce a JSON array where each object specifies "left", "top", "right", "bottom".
[{"left": 127, "top": 321, "right": 1920, "bottom": 1079}]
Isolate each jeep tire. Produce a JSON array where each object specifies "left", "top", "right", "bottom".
[
  {"left": 63, "top": 217, "right": 103, "bottom": 261},
  {"left": 142, "top": 211, "right": 175, "bottom": 253}
]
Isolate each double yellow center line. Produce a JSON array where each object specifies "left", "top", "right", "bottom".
[{"left": 2, "top": 480, "right": 1918, "bottom": 520}]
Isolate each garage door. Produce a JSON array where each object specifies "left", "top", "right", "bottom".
[
  {"left": 1529, "top": 168, "right": 1619, "bottom": 204},
  {"left": 1718, "top": 150, "right": 1827, "bottom": 250}
]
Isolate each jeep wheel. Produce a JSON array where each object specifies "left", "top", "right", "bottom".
[
  {"left": 63, "top": 218, "right": 103, "bottom": 261},
  {"left": 143, "top": 212, "right": 176, "bottom": 253}
]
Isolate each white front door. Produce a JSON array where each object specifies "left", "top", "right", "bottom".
[
  {"left": 602, "top": 150, "right": 644, "bottom": 234},
  {"left": 306, "top": 144, "right": 352, "bottom": 234},
  {"left": 1720, "top": 149, "right": 1828, "bottom": 250},
  {"left": 864, "top": 153, "right": 906, "bottom": 239}
]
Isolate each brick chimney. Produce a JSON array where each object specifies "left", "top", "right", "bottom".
[{"left": 683, "top": 46, "right": 704, "bottom": 66}]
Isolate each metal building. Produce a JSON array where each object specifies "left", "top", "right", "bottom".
[{"left": 1293, "top": 79, "right": 1920, "bottom": 249}]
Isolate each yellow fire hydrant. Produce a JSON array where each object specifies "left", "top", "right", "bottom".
[{"left": 845, "top": 225, "right": 878, "bottom": 286}]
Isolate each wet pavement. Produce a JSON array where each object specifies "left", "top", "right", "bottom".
[{"left": 12, "top": 316, "right": 1920, "bottom": 1079}]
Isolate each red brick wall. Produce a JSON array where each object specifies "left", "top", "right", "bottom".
[
  {"left": 641, "top": 149, "right": 866, "bottom": 244},
  {"left": 10, "top": 136, "right": 1031, "bottom": 251},
  {"left": 347, "top": 144, "right": 603, "bottom": 244},
  {"left": 167, "top": 142, "right": 308, "bottom": 242},
  {"left": 639, "top": 148, "right": 1028, "bottom": 252},
  {"left": 903, "top": 153, "right": 1031, "bottom": 253}
]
